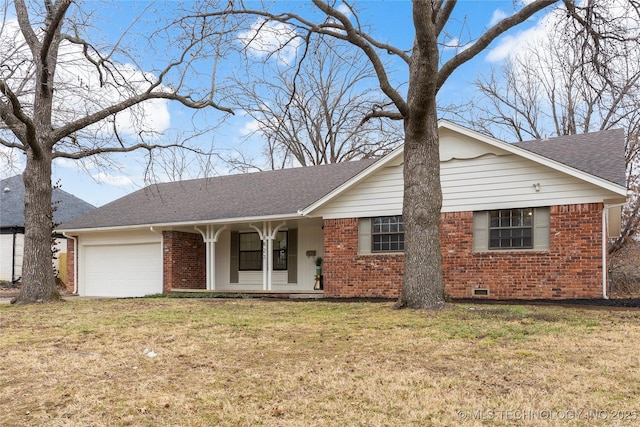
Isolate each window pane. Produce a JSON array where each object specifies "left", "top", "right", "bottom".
[
  {"left": 239, "top": 233, "right": 261, "bottom": 250},
  {"left": 239, "top": 251, "right": 262, "bottom": 270},
  {"left": 371, "top": 216, "right": 404, "bottom": 252},
  {"left": 273, "top": 231, "right": 288, "bottom": 270},
  {"left": 488, "top": 209, "right": 534, "bottom": 250}
]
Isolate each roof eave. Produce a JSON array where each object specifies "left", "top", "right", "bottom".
[{"left": 57, "top": 212, "right": 305, "bottom": 234}]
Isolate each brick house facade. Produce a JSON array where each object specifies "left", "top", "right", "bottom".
[
  {"left": 59, "top": 122, "right": 626, "bottom": 299},
  {"left": 162, "top": 231, "right": 206, "bottom": 292},
  {"left": 323, "top": 203, "right": 604, "bottom": 300}
]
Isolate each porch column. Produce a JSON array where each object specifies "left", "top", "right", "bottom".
[
  {"left": 250, "top": 221, "right": 287, "bottom": 291},
  {"left": 250, "top": 223, "right": 269, "bottom": 290},
  {"left": 266, "top": 221, "right": 287, "bottom": 291},
  {"left": 195, "top": 225, "right": 226, "bottom": 291}
]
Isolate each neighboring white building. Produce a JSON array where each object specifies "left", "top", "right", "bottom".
[{"left": 0, "top": 175, "right": 95, "bottom": 283}]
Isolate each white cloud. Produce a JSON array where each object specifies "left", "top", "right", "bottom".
[
  {"left": 487, "top": 0, "right": 640, "bottom": 64},
  {"left": 489, "top": 9, "right": 508, "bottom": 27},
  {"left": 0, "top": 145, "right": 24, "bottom": 178},
  {"left": 486, "top": 18, "right": 549, "bottom": 62},
  {"left": 239, "top": 118, "right": 262, "bottom": 136},
  {"left": 0, "top": 18, "right": 172, "bottom": 143},
  {"left": 92, "top": 172, "right": 135, "bottom": 186},
  {"left": 336, "top": 3, "right": 353, "bottom": 18},
  {"left": 238, "top": 19, "right": 302, "bottom": 65}
]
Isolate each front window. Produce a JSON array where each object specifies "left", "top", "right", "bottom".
[
  {"left": 238, "top": 231, "right": 288, "bottom": 271},
  {"left": 489, "top": 208, "right": 533, "bottom": 249},
  {"left": 372, "top": 216, "right": 404, "bottom": 252}
]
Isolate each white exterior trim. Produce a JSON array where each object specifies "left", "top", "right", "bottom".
[
  {"left": 298, "top": 144, "right": 404, "bottom": 216},
  {"left": 57, "top": 213, "right": 303, "bottom": 234},
  {"left": 438, "top": 121, "right": 626, "bottom": 195},
  {"left": 300, "top": 121, "right": 627, "bottom": 218}
]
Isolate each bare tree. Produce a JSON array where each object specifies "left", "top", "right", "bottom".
[
  {"left": 231, "top": 36, "right": 403, "bottom": 169},
  {"left": 0, "top": 0, "right": 235, "bottom": 303},
  {"left": 195, "top": 0, "right": 594, "bottom": 309},
  {"left": 465, "top": 4, "right": 640, "bottom": 252}
]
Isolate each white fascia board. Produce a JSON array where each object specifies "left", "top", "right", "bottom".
[
  {"left": 56, "top": 213, "right": 304, "bottom": 234},
  {"left": 299, "top": 144, "right": 405, "bottom": 216},
  {"left": 438, "top": 120, "right": 628, "bottom": 196}
]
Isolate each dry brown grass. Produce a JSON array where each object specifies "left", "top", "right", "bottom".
[{"left": 1, "top": 298, "right": 640, "bottom": 426}]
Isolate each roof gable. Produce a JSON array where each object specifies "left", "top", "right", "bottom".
[
  {"left": 301, "top": 121, "right": 627, "bottom": 216},
  {"left": 1, "top": 175, "right": 96, "bottom": 228}
]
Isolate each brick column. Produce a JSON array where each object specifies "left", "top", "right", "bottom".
[
  {"left": 163, "top": 231, "right": 206, "bottom": 293},
  {"left": 65, "top": 237, "right": 75, "bottom": 293}
]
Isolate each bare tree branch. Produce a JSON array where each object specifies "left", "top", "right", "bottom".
[{"left": 437, "top": 0, "right": 557, "bottom": 92}]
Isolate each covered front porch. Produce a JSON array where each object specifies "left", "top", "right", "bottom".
[{"left": 161, "top": 217, "right": 325, "bottom": 295}]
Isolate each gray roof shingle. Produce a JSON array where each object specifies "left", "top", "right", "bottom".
[
  {"left": 1, "top": 175, "right": 96, "bottom": 228},
  {"left": 60, "top": 159, "right": 376, "bottom": 230},
  {"left": 58, "top": 127, "right": 628, "bottom": 231},
  {"left": 513, "top": 128, "right": 626, "bottom": 187}
]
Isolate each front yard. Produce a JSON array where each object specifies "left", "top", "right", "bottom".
[{"left": 1, "top": 298, "right": 639, "bottom": 426}]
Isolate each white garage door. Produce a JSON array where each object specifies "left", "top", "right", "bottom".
[{"left": 83, "top": 243, "right": 162, "bottom": 297}]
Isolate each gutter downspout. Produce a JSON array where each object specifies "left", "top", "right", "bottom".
[
  {"left": 602, "top": 199, "right": 630, "bottom": 300},
  {"left": 62, "top": 233, "right": 78, "bottom": 294},
  {"left": 11, "top": 228, "right": 17, "bottom": 283},
  {"left": 602, "top": 209, "right": 608, "bottom": 300}
]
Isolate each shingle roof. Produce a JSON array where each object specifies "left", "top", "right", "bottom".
[
  {"left": 513, "top": 128, "right": 626, "bottom": 187},
  {"left": 1, "top": 175, "right": 96, "bottom": 228},
  {"left": 60, "top": 159, "right": 377, "bottom": 230},
  {"left": 58, "top": 127, "right": 628, "bottom": 231}
]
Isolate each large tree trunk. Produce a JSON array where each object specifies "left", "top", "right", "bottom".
[
  {"left": 396, "top": 4, "right": 445, "bottom": 309},
  {"left": 397, "top": 107, "right": 445, "bottom": 309},
  {"left": 14, "top": 147, "right": 59, "bottom": 303}
]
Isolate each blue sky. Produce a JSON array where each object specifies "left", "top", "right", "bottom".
[{"left": 0, "top": 1, "right": 558, "bottom": 206}]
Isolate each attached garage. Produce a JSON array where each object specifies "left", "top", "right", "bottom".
[{"left": 79, "top": 233, "right": 162, "bottom": 297}]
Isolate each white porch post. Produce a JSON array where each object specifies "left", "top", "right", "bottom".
[
  {"left": 266, "top": 221, "right": 287, "bottom": 291},
  {"left": 250, "top": 223, "right": 269, "bottom": 291},
  {"left": 250, "top": 221, "right": 287, "bottom": 291},
  {"left": 195, "top": 225, "right": 226, "bottom": 291},
  {"left": 266, "top": 222, "right": 273, "bottom": 291}
]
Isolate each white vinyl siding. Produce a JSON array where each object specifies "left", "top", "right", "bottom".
[
  {"left": 0, "top": 233, "right": 23, "bottom": 282},
  {"left": 473, "top": 207, "right": 550, "bottom": 252},
  {"left": 312, "top": 153, "right": 621, "bottom": 219},
  {"left": 441, "top": 155, "right": 611, "bottom": 211},
  {"left": 313, "top": 164, "right": 403, "bottom": 219}
]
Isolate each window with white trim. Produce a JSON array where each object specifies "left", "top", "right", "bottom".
[
  {"left": 489, "top": 208, "right": 533, "bottom": 249},
  {"left": 372, "top": 216, "right": 405, "bottom": 252},
  {"left": 359, "top": 216, "right": 405, "bottom": 254},
  {"left": 473, "top": 207, "right": 550, "bottom": 252}
]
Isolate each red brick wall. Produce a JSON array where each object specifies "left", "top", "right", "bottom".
[
  {"left": 162, "top": 231, "right": 206, "bottom": 292},
  {"left": 323, "top": 203, "right": 605, "bottom": 300},
  {"left": 443, "top": 203, "right": 604, "bottom": 299},
  {"left": 323, "top": 218, "right": 403, "bottom": 298},
  {"left": 65, "top": 237, "right": 75, "bottom": 293}
]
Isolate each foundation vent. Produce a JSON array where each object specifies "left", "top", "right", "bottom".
[{"left": 473, "top": 288, "right": 489, "bottom": 296}]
